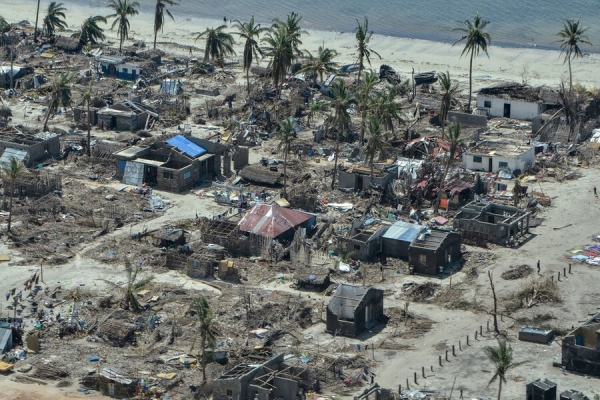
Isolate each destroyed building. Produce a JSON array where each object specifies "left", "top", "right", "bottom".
[
  {"left": 339, "top": 221, "right": 388, "bottom": 261},
  {"left": 238, "top": 204, "right": 317, "bottom": 240},
  {"left": 95, "top": 56, "right": 142, "bottom": 80},
  {"left": 476, "top": 83, "right": 559, "bottom": 120},
  {"left": 408, "top": 229, "right": 462, "bottom": 276},
  {"left": 0, "top": 131, "right": 60, "bottom": 166},
  {"left": 53, "top": 36, "right": 83, "bottom": 53},
  {"left": 338, "top": 164, "right": 397, "bottom": 191},
  {"left": 213, "top": 354, "right": 312, "bottom": 400},
  {"left": 0, "top": 66, "right": 28, "bottom": 88},
  {"left": 114, "top": 135, "right": 217, "bottom": 192},
  {"left": 463, "top": 139, "right": 534, "bottom": 174},
  {"left": 326, "top": 283, "right": 384, "bottom": 337},
  {"left": 381, "top": 220, "right": 423, "bottom": 259},
  {"left": 96, "top": 100, "right": 159, "bottom": 131},
  {"left": 561, "top": 311, "right": 600, "bottom": 377},
  {"left": 453, "top": 201, "right": 531, "bottom": 246}
]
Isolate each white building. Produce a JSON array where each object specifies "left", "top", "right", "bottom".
[
  {"left": 476, "top": 83, "right": 558, "bottom": 121},
  {"left": 463, "top": 140, "right": 534, "bottom": 173}
]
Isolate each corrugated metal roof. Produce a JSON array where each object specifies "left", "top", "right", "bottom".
[
  {"left": 166, "top": 135, "right": 207, "bottom": 158},
  {"left": 0, "top": 327, "right": 12, "bottom": 353},
  {"left": 0, "top": 148, "right": 28, "bottom": 165},
  {"left": 382, "top": 220, "right": 424, "bottom": 243},
  {"left": 238, "top": 204, "right": 313, "bottom": 238}
]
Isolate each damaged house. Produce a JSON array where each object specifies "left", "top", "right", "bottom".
[
  {"left": 562, "top": 311, "right": 600, "bottom": 377},
  {"left": 213, "top": 354, "right": 312, "bottom": 400},
  {"left": 463, "top": 139, "right": 534, "bottom": 174},
  {"left": 95, "top": 56, "right": 142, "bottom": 80},
  {"left": 96, "top": 100, "right": 158, "bottom": 131},
  {"left": 453, "top": 201, "right": 531, "bottom": 246},
  {"left": 114, "top": 135, "right": 217, "bottom": 192},
  {"left": 0, "top": 131, "right": 60, "bottom": 167},
  {"left": 476, "top": 83, "right": 559, "bottom": 120},
  {"left": 326, "top": 283, "right": 384, "bottom": 337},
  {"left": 338, "top": 221, "right": 388, "bottom": 261},
  {"left": 338, "top": 163, "right": 397, "bottom": 191},
  {"left": 0, "top": 66, "right": 29, "bottom": 88},
  {"left": 238, "top": 204, "right": 317, "bottom": 241}
]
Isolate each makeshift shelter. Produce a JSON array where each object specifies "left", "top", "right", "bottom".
[
  {"left": 326, "top": 283, "right": 384, "bottom": 337},
  {"left": 97, "top": 100, "right": 158, "bottom": 131},
  {"left": 54, "top": 36, "right": 82, "bottom": 53},
  {"left": 0, "top": 66, "right": 27, "bottom": 88},
  {"left": 0, "top": 326, "right": 13, "bottom": 354},
  {"left": 381, "top": 220, "right": 424, "bottom": 259},
  {"left": 0, "top": 131, "right": 60, "bottom": 167},
  {"left": 408, "top": 229, "right": 462, "bottom": 276},
  {"left": 238, "top": 204, "right": 316, "bottom": 240}
]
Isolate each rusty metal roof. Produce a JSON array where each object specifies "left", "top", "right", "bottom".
[{"left": 238, "top": 204, "right": 313, "bottom": 238}]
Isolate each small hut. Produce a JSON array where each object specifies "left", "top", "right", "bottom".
[
  {"left": 239, "top": 164, "right": 281, "bottom": 186},
  {"left": 153, "top": 227, "right": 186, "bottom": 248},
  {"left": 54, "top": 36, "right": 83, "bottom": 53}
]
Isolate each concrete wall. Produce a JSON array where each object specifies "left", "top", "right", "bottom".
[
  {"left": 476, "top": 95, "right": 542, "bottom": 120},
  {"left": 408, "top": 232, "right": 462, "bottom": 276},
  {"left": 0, "top": 136, "right": 60, "bottom": 166},
  {"left": 338, "top": 170, "right": 395, "bottom": 191},
  {"left": 381, "top": 237, "right": 411, "bottom": 259},
  {"left": 562, "top": 327, "right": 600, "bottom": 377},
  {"left": 447, "top": 111, "right": 488, "bottom": 127}
]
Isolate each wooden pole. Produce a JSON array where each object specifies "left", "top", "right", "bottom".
[
  {"left": 466, "top": 335, "right": 469, "bottom": 345},
  {"left": 459, "top": 340, "right": 462, "bottom": 351},
  {"left": 569, "top": 263, "right": 572, "bottom": 274},
  {"left": 439, "top": 355, "right": 442, "bottom": 366},
  {"left": 445, "top": 350, "right": 449, "bottom": 362},
  {"left": 422, "top": 366, "right": 425, "bottom": 378},
  {"left": 414, "top": 372, "right": 418, "bottom": 385},
  {"left": 452, "top": 345, "right": 455, "bottom": 356}
]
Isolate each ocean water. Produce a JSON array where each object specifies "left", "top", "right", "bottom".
[{"left": 42, "top": 0, "right": 600, "bottom": 52}]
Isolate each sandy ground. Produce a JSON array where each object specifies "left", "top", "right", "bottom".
[{"left": 2, "top": 0, "right": 600, "bottom": 92}]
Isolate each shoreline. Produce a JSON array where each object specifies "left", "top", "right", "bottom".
[{"left": 2, "top": 0, "right": 600, "bottom": 90}]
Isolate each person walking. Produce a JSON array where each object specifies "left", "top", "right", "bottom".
[
  {"left": 594, "top": 186, "right": 597, "bottom": 197},
  {"left": 537, "top": 260, "right": 541, "bottom": 274}
]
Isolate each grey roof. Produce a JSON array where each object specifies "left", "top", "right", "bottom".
[
  {"left": 0, "top": 327, "right": 12, "bottom": 353},
  {"left": 382, "top": 220, "right": 424, "bottom": 243},
  {"left": 0, "top": 148, "right": 28, "bottom": 165}
]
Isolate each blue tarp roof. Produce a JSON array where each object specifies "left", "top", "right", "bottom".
[
  {"left": 166, "top": 135, "right": 207, "bottom": 158},
  {"left": 382, "top": 220, "right": 424, "bottom": 243}
]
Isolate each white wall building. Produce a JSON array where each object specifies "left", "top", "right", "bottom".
[
  {"left": 463, "top": 140, "right": 535, "bottom": 173},
  {"left": 476, "top": 83, "right": 558, "bottom": 121}
]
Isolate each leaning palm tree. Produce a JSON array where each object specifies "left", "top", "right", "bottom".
[
  {"left": 327, "top": 80, "right": 356, "bottom": 189},
  {"left": 437, "top": 70, "right": 460, "bottom": 138},
  {"left": 42, "top": 2, "right": 68, "bottom": 37},
  {"left": 453, "top": 13, "right": 491, "bottom": 112},
  {"left": 356, "top": 71, "right": 379, "bottom": 143},
  {"left": 233, "top": 16, "right": 268, "bottom": 95},
  {"left": 274, "top": 118, "right": 296, "bottom": 197},
  {"left": 0, "top": 156, "right": 24, "bottom": 231},
  {"left": 435, "top": 120, "right": 463, "bottom": 214},
  {"left": 153, "top": 0, "right": 178, "bottom": 50},
  {"left": 484, "top": 338, "right": 525, "bottom": 400},
  {"left": 34, "top": 0, "right": 41, "bottom": 41},
  {"left": 272, "top": 12, "right": 307, "bottom": 57},
  {"left": 79, "top": 15, "right": 107, "bottom": 46},
  {"left": 195, "top": 25, "right": 236, "bottom": 67},
  {"left": 299, "top": 45, "right": 338, "bottom": 86},
  {"left": 107, "top": 0, "right": 139, "bottom": 53},
  {"left": 556, "top": 18, "right": 591, "bottom": 92},
  {"left": 43, "top": 72, "right": 75, "bottom": 132},
  {"left": 192, "top": 296, "right": 216, "bottom": 384},
  {"left": 79, "top": 83, "right": 94, "bottom": 157},
  {"left": 363, "top": 115, "right": 391, "bottom": 177},
  {"left": 355, "top": 17, "right": 381, "bottom": 83},
  {"left": 262, "top": 25, "right": 294, "bottom": 97},
  {"left": 102, "top": 259, "right": 152, "bottom": 312}
]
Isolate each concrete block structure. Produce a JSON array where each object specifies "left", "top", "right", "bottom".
[
  {"left": 326, "top": 283, "right": 384, "bottom": 337},
  {"left": 562, "top": 312, "right": 600, "bottom": 377}
]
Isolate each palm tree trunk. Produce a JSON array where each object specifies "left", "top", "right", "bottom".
[
  {"left": 7, "top": 179, "right": 14, "bottom": 231},
  {"left": 330, "top": 132, "right": 340, "bottom": 189},
  {"left": 568, "top": 55, "right": 573, "bottom": 93},
  {"left": 246, "top": 69, "right": 250, "bottom": 96},
  {"left": 360, "top": 109, "right": 367, "bottom": 144},
  {"left": 42, "top": 98, "right": 54, "bottom": 132},
  {"left": 434, "top": 161, "right": 451, "bottom": 215},
  {"left": 87, "top": 102, "right": 91, "bottom": 158},
  {"left": 201, "top": 334, "right": 207, "bottom": 383},
  {"left": 468, "top": 51, "right": 474, "bottom": 113},
  {"left": 282, "top": 142, "right": 288, "bottom": 197},
  {"left": 357, "top": 56, "right": 363, "bottom": 84},
  {"left": 153, "top": 31, "right": 158, "bottom": 50},
  {"left": 9, "top": 45, "right": 15, "bottom": 90},
  {"left": 34, "top": 0, "right": 41, "bottom": 42},
  {"left": 497, "top": 378, "right": 502, "bottom": 400}
]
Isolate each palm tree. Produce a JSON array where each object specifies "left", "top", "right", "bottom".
[
  {"left": 34, "top": 0, "right": 41, "bottom": 42},
  {"left": 299, "top": 46, "right": 338, "bottom": 86},
  {"left": 372, "top": 87, "right": 406, "bottom": 138},
  {"left": 557, "top": 18, "right": 591, "bottom": 92},
  {"left": 43, "top": 72, "right": 75, "bottom": 132},
  {"left": 234, "top": 16, "right": 268, "bottom": 95},
  {"left": 327, "top": 80, "right": 356, "bottom": 189},
  {"left": 79, "top": 15, "right": 107, "bottom": 46},
  {"left": 0, "top": 16, "right": 9, "bottom": 33},
  {"left": 435, "top": 120, "right": 462, "bottom": 214},
  {"left": 42, "top": 2, "right": 68, "bottom": 37},
  {"left": 192, "top": 296, "right": 216, "bottom": 384},
  {"left": 484, "top": 338, "right": 525, "bottom": 400},
  {"left": 356, "top": 71, "right": 379, "bottom": 143},
  {"left": 307, "top": 100, "right": 329, "bottom": 127},
  {"left": 272, "top": 12, "right": 307, "bottom": 57},
  {"left": 274, "top": 118, "right": 296, "bottom": 197},
  {"left": 80, "top": 83, "right": 94, "bottom": 157},
  {"left": 195, "top": 25, "right": 236, "bottom": 67},
  {"left": 262, "top": 25, "right": 294, "bottom": 97},
  {"left": 453, "top": 13, "right": 491, "bottom": 112},
  {"left": 363, "top": 115, "right": 391, "bottom": 177},
  {"left": 437, "top": 71, "right": 460, "bottom": 138},
  {"left": 153, "top": 0, "right": 178, "bottom": 50},
  {"left": 1, "top": 156, "right": 24, "bottom": 231},
  {"left": 107, "top": 0, "right": 139, "bottom": 53},
  {"left": 355, "top": 17, "right": 381, "bottom": 83}
]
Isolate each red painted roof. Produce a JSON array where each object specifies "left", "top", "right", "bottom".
[{"left": 238, "top": 204, "right": 313, "bottom": 238}]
